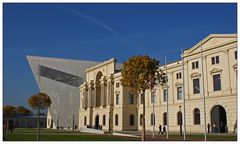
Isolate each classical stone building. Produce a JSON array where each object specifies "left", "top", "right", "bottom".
[{"left": 79, "top": 34, "right": 237, "bottom": 133}]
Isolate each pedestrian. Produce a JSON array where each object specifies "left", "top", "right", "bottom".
[
  {"left": 158, "top": 124, "right": 162, "bottom": 134},
  {"left": 207, "top": 123, "right": 210, "bottom": 133},
  {"left": 162, "top": 126, "right": 166, "bottom": 134}
]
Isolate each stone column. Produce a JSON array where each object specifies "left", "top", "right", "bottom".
[
  {"left": 101, "top": 82, "right": 104, "bottom": 107},
  {"left": 84, "top": 88, "right": 88, "bottom": 109},
  {"left": 88, "top": 84, "right": 92, "bottom": 108},
  {"left": 93, "top": 84, "right": 97, "bottom": 107}
]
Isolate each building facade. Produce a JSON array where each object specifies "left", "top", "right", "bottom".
[
  {"left": 27, "top": 56, "right": 100, "bottom": 129},
  {"left": 79, "top": 34, "right": 237, "bottom": 133}
]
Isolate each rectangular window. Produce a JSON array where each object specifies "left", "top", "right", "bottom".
[
  {"left": 235, "top": 51, "right": 237, "bottom": 60},
  {"left": 163, "top": 89, "right": 167, "bottom": 102},
  {"left": 177, "top": 87, "right": 183, "bottom": 100},
  {"left": 116, "top": 94, "right": 119, "bottom": 105},
  {"left": 151, "top": 92, "right": 155, "bottom": 103},
  {"left": 176, "top": 72, "right": 182, "bottom": 79},
  {"left": 128, "top": 94, "right": 134, "bottom": 104},
  {"left": 211, "top": 57, "right": 215, "bottom": 65},
  {"left": 192, "top": 62, "right": 195, "bottom": 69},
  {"left": 193, "top": 78, "right": 200, "bottom": 94},
  {"left": 116, "top": 82, "right": 119, "bottom": 88},
  {"left": 216, "top": 56, "right": 219, "bottom": 64},
  {"left": 212, "top": 56, "right": 220, "bottom": 65},
  {"left": 140, "top": 94, "right": 144, "bottom": 104},
  {"left": 213, "top": 74, "right": 221, "bottom": 91},
  {"left": 195, "top": 61, "right": 199, "bottom": 69},
  {"left": 192, "top": 61, "right": 199, "bottom": 69}
]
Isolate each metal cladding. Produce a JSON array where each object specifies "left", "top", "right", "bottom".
[{"left": 26, "top": 55, "right": 100, "bottom": 129}]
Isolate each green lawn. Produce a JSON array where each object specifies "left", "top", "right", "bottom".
[{"left": 3, "top": 128, "right": 237, "bottom": 141}]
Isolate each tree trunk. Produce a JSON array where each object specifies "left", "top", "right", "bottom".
[
  {"left": 37, "top": 108, "right": 40, "bottom": 141},
  {"left": 142, "top": 90, "right": 146, "bottom": 141}
]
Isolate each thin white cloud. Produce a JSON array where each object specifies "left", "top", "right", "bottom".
[{"left": 60, "top": 6, "right": 118, "bottom": 35}]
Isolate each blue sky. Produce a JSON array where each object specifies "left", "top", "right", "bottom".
[{"left": 3, "top": 3, "right": 237, "bottom": 108}]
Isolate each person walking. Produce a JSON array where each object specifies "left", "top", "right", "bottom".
[
  {"left": 213, "top": 122, "right": 217, "bottom": 133},
  {"left": 162, "top": 126, "right": 166, "bottom": 134},
  {"left": 158, "top": 124, "right": 162, "bottom": 134},
  {"left": 207, "top": 123, "right": 210, "bottom": 133}
]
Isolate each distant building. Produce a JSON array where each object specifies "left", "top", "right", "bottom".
[
  {"left": 78, "top": 34, "right": 237, "bottom": 133},
  {"left": 3, "top": 114, "right": 47, "bottom": 128}
]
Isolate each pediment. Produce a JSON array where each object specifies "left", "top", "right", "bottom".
[
  {"left": 183, "top": 34, "right": 237, "bottom": 57},
  {"left": 210, "top": 68, "right": 222, "bottom": 74},
  {"left": 190, "top": 72, "right": 201, "bottom": 78},
  {"left": 175, "top": 81, "right": 183, "bottom": 86}
]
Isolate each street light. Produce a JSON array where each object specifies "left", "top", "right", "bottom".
[{"left": 179, "top": 105, "right": 183, "bottom": 136}]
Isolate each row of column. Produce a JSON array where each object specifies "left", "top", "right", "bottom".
[{"left": 82, "top": 75, "right": 114, "bottom": 109}]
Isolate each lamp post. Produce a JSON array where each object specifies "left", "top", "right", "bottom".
[{"left": 179, "top": 106, "right": 183, "bottom": 136}]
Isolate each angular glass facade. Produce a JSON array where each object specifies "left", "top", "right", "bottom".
[{"left": 39, "top": 65, "right": 83, "bottom": 87}]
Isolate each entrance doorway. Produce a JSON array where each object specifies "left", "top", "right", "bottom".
[
  {"left": 211, "top": 105, "right": 227, "bottom": 133},
  {"left": 95, "top": 115, "right": 99, "bottom": 129}
]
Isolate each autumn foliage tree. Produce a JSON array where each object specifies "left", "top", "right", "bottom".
[
  {"left": 3, "top": 105, "right": 16, "bottom": 119},
  {"left": 16, "top": 106, "right": 32, "bottom": 115},
  {"left": 121, "top": 55, "right": 166, "bottom": 141},
  {"left": 28, "top": 92, "right": 51, "bottom": 141}
]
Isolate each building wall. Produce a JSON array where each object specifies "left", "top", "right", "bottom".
[{"left": 79, "top": 34, "right": 237, "bottom": 133}]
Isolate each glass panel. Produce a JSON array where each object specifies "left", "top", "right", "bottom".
[
  {"left": 216, "top": 56, "right": 219, "bottom": 64},
  {"left": 213, "top": 74, "right": 221, "bottom": 91},
  {"left": 163, "top": 89, "right": 167, "bottom": 102},
  {"left": 193, "top": 78, "right": 200, "bottom": 94},
  {"left": 39, "top": 65, "right": 83, "bottom": 87},
  {"left": 177, "top": 87, "right": 183, "bottom": 100}
]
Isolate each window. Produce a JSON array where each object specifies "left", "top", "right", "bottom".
[
  {"left": 193, "top": 108, "right": 200, "bottom": 125},
  {"left": 192, "top": 61, "right": 199, "bottom": 69},
  {"left": 163, "top": 89, "right": 167, "bottom": 102},
  {"left": 193, "top": 78, "right": 200, "bottom": 94},
  {"left": 129, "top": 114, "right": 134, "bottom": 126},
  {"left": 116, "top": 82, "right": 120, "bottom": 88},
  {"left": 213, "top": 74, "right": 221, "bottom": 91},
  {"left": 176, "top": 72, "right": 182, "bottom": 79},
  {"left": 163, "top": 112, "right": 167, "bottom": 125},
  {"left": 103, "top": 115, "right": 106, "bottom": 126},
  {"left": 150, "top": 113, "right": 155, "bottom": 126},
  {"left": 177, "top": 87, "right": 183, "bottom": 100},
  {"left": 177, "top": 111, "right": 182, "bottom": 125},
  {"left": 211, "top": 56, "right": 220, "bottom": 65},
  {"left": 84, "top": 116, "right": 87, "bottom": 126},
  {"left": 128, "top": 94, "right": 134, "bottom": 104},
  {"left": 151, "top": 92, "right": 155, "bottom": 103},
  {"left": 235, "top": 51, "right": 237, "bottom": 59},
  {"left": 39, "top": 65, "right": 83, "bottom": 87},
  {"left": 115, "top": 114, "right": 118, "bottom": 126},
  {"left": 140, "top": 114, "right": 143, "bottom": 126},
  {"left": 140, "top": 94, "right": 144, "bottom": 104},
  {"left": 116, "top": 94, "right": 119, "bottom": 105}
]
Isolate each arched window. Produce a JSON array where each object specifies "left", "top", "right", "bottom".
[
  {"left": 163, "top": 112, "right": 167, "bottom": 125},
  {"left": 129, "top": 114, "right": 134, "bottom": 126},
  {"left": 115, "top": 114, "right": 118, "bottom": 126},
  {"left": 84, "top": 116, "right": 87, "bottom": 126},
  {"left": 151, "top": 113, "right": 155, "bottom": 126},
  {"left": 194, "top": 108, "right": 201, "bottom": 125},
  {"left": 140, "top": 114, "right": 143, "bottom": 126},
  {"left": 103, "top": 115, "right": 106, "bottom": 126},
  {"left": 177, "top": 111, "right": 182, "bottom": 125}
]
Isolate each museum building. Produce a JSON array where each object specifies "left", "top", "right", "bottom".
[{"left": 78, "top": 34, "right": 237, "bottom": 133}]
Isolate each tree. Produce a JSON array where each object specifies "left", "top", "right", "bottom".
[
  {"left": 28, "top": 92, "right": 51, "bottom": 141},
  {"left": 121, "top": 55, "right": 166, "bottom": 141},
  {"left": 16, "top": 106, "right": 32, "bottom": 115},
  {"left": 3, "top": 105, "right": 16, "bottom": 117}
]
